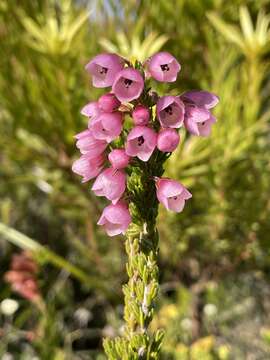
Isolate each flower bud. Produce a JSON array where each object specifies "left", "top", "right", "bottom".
[
  {"left": 157, "top": 128, "right": 180, "bottom": 152},
  {"left": 132, "top": 105, "right": 150, "bottom": 125},
  {"left": 108, "top": 149, "right": 130, "bottom": 169},
  {"left": 98, "top": 93, "right": 121, "bottom": 112}
]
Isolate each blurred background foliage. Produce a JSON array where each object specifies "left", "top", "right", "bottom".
[{"left": 0, "top": 0, "right": 270, "bottom": 359}]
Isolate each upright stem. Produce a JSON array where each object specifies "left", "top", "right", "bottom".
[{"left": 104, "top": 152, "right": 166, "bottom": 359}]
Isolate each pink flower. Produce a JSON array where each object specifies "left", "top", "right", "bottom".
[
  {"left": 112, "top": 68, "right": 144, "bottom": 102},
  {"left": 72, "top": 154, "right": 104, "bottom": 182},
  {"left": 75, "top": 129, "right": 107, "bottom": 156},
  {"left": 147, "top": 52, "right": 181, "bottom": 82},
  {"left": 132, "top": 105, "right": 150, "bottom": 125},
  {"left": 91, "top": 168, "right": 126, "bottom": 204},
  {"left": 81, "top": 101, "right": 100, "bottom": 118},
  {"left": 108, "top": 149, "right": 130, "bottom": 169},
  {"left": 98, "top": 93, "right": 121, "bottom": 112},
  {"left": 180, "top": 90, "right": 219, "bottom": 136},
  {"left": 125, "top": 126, "right": 157, "bottom": 161},
  {"left": 89, "top": 112, "right": 123, "bottom": 143},
  {"left": 156, "top": 178, "right": 192, "bottom": 212},
  {"left": 157, "top": 128, "right": 180, "bottom": 153},
  {"left": 85, "top": 53, "right": 124, "bottom": 88},
  {"left": 157, "top": 96, "right": 185, "bottom": 128},
  {"left": 181, "top": 90, "right": 219, "bottom": 109},
  {"left": 97, "top": 201, "right": 131, "bottom": 236}
]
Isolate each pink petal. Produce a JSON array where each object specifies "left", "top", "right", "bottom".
[
  {"left": 125, "top": 126, "right": 157, "bottom": 161},
  {"left": 91, "top": 168, "right": 126, "bottom": 204},
  {"left": 184, "top": 117, "right": 200, "bottom": 136},
  {"left": 157, "top": 129, "right": 180, "bottom": 152},
  {"left": 197, "top": 115, "right": 216, "bottom": 137},
  {"left": 157, "top": 96, "right": 185, "bottom": 128},
  {"left": 72, "top": 154, "right": 104, "bottom": 182},
  {"left": 81, "top": 102, "right": 100, "bottom": 117},
  {"left": 97, "top": 202, "right": 131, "bottom": 236},
  {"left": 167, "top": 196, "right": 185, "bottom": 212},
  {"left": 186, "top": 106, "right": 210, "bottom": 123},
  {"left": 98, "top": 93, "right": 120, "bottom": 112},
  {"left": 181, "top": 90, "right": 219, "bottom": 109},
  {"left": 132, "top": 105, "right": 150, "bottom": 125},
  {"left": 148, "top": 52, "right": 181, "bottom": 82},
  {"left": 85, "top": 53, "right": 124, "bottom": 88},
  {"left": 90, "top": 112, "right": 123, "bottom": 143},
  {"left": 112, "top": 68, "right": 144, "bottom": 103},
  {"left": 108, "top": 149, "right": 130, "bottom": 169}
]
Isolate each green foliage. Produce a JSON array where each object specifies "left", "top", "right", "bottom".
[{"left": 1, "top": 0, "right": 270, "bottom": 358}]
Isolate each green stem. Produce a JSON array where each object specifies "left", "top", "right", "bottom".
[{"left": 103, "top": 151, "right": 165, "bottom": 359}]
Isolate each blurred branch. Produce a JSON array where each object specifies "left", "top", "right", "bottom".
[{"left": 0, "top": 222, "right": 106, "bottom": 292}]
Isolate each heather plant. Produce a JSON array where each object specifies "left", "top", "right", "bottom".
[
  {"left": 1, "top": 0, "right": 270, "bottom": 359},
  {"left": 72, "top": 51, "right": 219, "bottom": 358}
]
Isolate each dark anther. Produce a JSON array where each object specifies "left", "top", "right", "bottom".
[
  {"left": 165, "top": 106, "right": 173, "bottom": 115},
  {"left": 160, "top": 64, "right": 170, "bottom": 72},
  {"left": 137, "top": 136, "right": 145, "bottom": 146},
  {"left": 124, "top": 79, "right": 133, "bottom": 88},
  {"left": 173, "top": 196, "right": 178, "bottom": 200},
  {"left": 99, "top": 67, "right": 108, "bottom": 74},
  {"left": 201, "top": 122, "right": 205, "bottom": 126}
]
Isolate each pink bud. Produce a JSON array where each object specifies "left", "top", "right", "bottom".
[
  {"left": 98, "top": 93, "right": 121, "bottom": 112},
  {"left": 85, "top": 53, "right": 124, "bottom": 88},
  {"left": 125, "top": 126, "right": 157, "bottom": 162},
  {"left": 91, "top": 168, "right": 126, "bottom": 204},
  {"left": 75, "top": 129, "right": 107, "bottom": 156},
  {"left": 157, "top": 128, "right": 180, "bottom": 152},
  {"left": 72, "top": 154, "right": 104, "bottom": 183},
  {"left": 132, "top": 105, "right": 150, "bottom": 125},
  {"left": 156, "top": 178, "right": 192, "bottom": 212},
  {"left": 112, "top": 68, "right": 144, "bottom": 103},
  {"left": 108, "top": 149, "right": 130, "bottom": 169},
  {"left": 89, "top": 112, "right": 123, "bottom": 143},
  {"left": 180, "top": 91, "right": 219, "bottom": 137},
  {"left": 147, "top": 52, "right": 181, "bottom": 82},
  {"left": 97, "top": 201, "right": 131, "bottom": 236},
  {"left": 157, "top": 96, "right": 185, "bottom": 128}
]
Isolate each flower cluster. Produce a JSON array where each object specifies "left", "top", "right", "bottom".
[
  {"left": 72, "top": 52, "right": 219, "bottom": 236},
  {"left": 4, "top": 251, "right": 40, "bottom": 302}
]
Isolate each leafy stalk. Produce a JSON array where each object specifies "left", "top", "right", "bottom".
[{"left": 104, "top": 123, "right": 167, "bottom": 358}]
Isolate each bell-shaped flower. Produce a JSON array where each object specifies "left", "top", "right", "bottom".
[
  {"left": 98, "top": 93, "right": 121, "bottom": 112},
  {"left": 157, "top": 96, "right": 185, "bottom": 128},
  {"left": 85, "top": 53, "right": 124, "bottom": 88},
  {"left": 125, "top": 126, "right": 157, "bottom": 161},
  {"left": 75, "top": 129, "right": 107, "bottom": 156},
  {"left": 108, "top": 149, "right": 130, "bottom": 169},
  {"left": 72, "top": 154, "right": 104, "bottom": 183},
  {"left": 147, "top": 52, "right": 181, "bottom": 82},
  {"left": 97, "top": 201, "right": 131, "bottom": 236},
  {"left": 89, "top": 112, "right": 123, "bottom": 143},
  {"left": 112, "top": 68, "right": 144, "bottom": 103},
  {"left": 132, "top": 105, "right": 150, "bottom": 125},
  {"left": 180, "top": 90, "right": 219, "bottom": 136},
  {"left": 91, "top": 168, "right": 126, "bottom": 204},
  {"left": 157, "top": 128, "right": 180, "bottom": 153},
  {"left": 181, "top": 90, "right": 219, "bottom": 109},
  {"left": 156, "top": 178, "right": 192, "bottom": 212}
]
